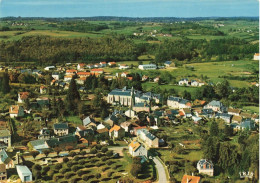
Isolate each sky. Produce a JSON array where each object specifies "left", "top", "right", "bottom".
[{"left": 0, "top": 0, "right": 259, "bottom": 18}]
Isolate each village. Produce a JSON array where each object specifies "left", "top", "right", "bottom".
[{"left": 0, "top": 59, "right": 258, "bottom": 183}]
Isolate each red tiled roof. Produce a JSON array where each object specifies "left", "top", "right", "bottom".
[
  {"left": 91, "top": 69, "right": 104, "bottom": 72},
  {"left": 109, "top": 125, "right": 121, "bottom": 133},
  {"left": 19, "top": 92, "right": 29, "bottom": 100},
  {"left": 66, "top": 69, "right": 77, "bottom": 73},
  {"left": 181, "top": 175, "right": 200, "bottom": 183}
]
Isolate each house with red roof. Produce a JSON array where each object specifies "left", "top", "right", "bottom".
[
  {"left": 9, "top": 105, "right": 24, "bottom": 118},
  {"left": 100, "top": 62, "right": 107, "bottom": 67},
  {"left": 128, "top": 139, "right": 147, "bottom": 157},
  {"left": 65, "top": 69, "right": 77, "bottom": 75},
  {"left": 91, "top": 68, "right": 104, "bottom": 74},
  {"left": 40, "top": 86, "right": 47, "bottom": 94},
  {"left": 253, "top": 53, "right": 259, "bottom": 60},
  {"left": 108, "top": 62, "right": 116, "bottom": 67},
  {"left": 181, "top": 175, "right": 201, "bottom": 183},
  {"left": 18, "top": 92, "right": 29, "bottom": 103},
  {"left": 77, "top": 63, "right": 85, "bottom": 71}
]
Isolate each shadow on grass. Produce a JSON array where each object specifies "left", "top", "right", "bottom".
[{"left": 101, "top": 178, "right": 112, "bottom": 181}]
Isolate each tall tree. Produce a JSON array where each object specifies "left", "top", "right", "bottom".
[
  {"left": 1, "top": 72, "right": 10, "bottom": 94},
  {"left": 66, "top": 77, "right": 80, "bottom": 114},
  {"left": 210, "top": 120, "right": 219, "bottom": 136}
]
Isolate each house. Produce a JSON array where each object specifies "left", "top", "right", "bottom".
[
  {"left": 77, "top": 63, "right": 85, "bottom": 70},
  {"left": 204, "top": 100, "right": 225, "bottom": 112},
  {"left": 133, "top": 102, "right": 150, "bottom": 113},
  {"left": 137, "top": 129, "right": 159, "bottom": 148},
  {"left": 75, "top": 126, "right": 94, "bottom": 138},
  {"left": 40, "top": 86, "right": 47, "bottom": 94},
  {"left": 0, "top": 130, "right": 11, "bottom": 149},
  {"left": 53, "top": 123, "right": 69, "bottom": 136},
  {"left": 77, "top": 72, "right": 91, "bottom": 78},
  {"left": 91, "top": 68, "right": 104, "bottom": 74},
  {"left": 87, "top": 64, "right": 94, "bottom": 69},
  {"left": 64, "top": 75, "right": 73, "bottom": 82},
  {"left": 38, "top": 128, "right": 51, "bottom": 140},
  {"left": 192, "top": 116, "right": 203, "bottom": 124},
  {"left": 215, "top": 113, "right": 232, "bottom": 123},
  {"left": 44, "top": 66, "right": 55, "bottom": 71},
  {"left": 235, "top": 119, "right": 255, "bottom": 131},
  {"left": 167, "top": 96, "right": 191, "bottom": 109},
  {"left": 28, "top": 139, "right": 49, "bottom": 152},
  {"left": 180, "top": 108, "right": 192, "bottom": 118},
  {"left": 178, "top": 78, "right": 189, "bottom": 86},
  {"left": 197, "top": 159, "right": 214, "bottom": 176},
  {"left": 36, "top": 97, "right": 49, "bottom": 108},
  {"left": 138, "top": 64, "right": 157, "bottom": 70},
  {"left": 0, "top": 164, "right": 7, "bottom": 182},
  {"left": 120, "top": 122, "right": 139, "bottom": 132},
  {"left": 181, "top": 175, "right": 201, "bottom": 183},
  {"left": 193, "top": 99, "right": 206, "bottom": 107},
  {"left": 142, "top": 75, "right": 149, "bottom": 81},
  {"left": 128, "top": 140, "right": 147, "bottom": 157},
  {"left": 108, "top": 62, "right": 117, "bottom": 67},
  {"left": 109, "top": 125, "right": 125, "bottom": 139},
  {"left": 0, "top": 149, "right": 14, "bottom": 169},
  {"left": 66, "top": 69, "right": 77, "bottom": 75},
  {"left": 9, "top": 105, "right": 24, "bottom": 118},
  {"left": 107, "top": 87, "right": 134, "bottom": 106},
  {"left": 120, "top": 72, "right": 129, "bottom": 77},
  {"left": 16, "top": 165, "right": 32, "bottom": 182},
  {"left": 119, "top": 64, "right": 129, "bottom": 70},
  {"left": 253, "top": 53, "right": 259, "bottom": 60},
  {"left": 199, "top": 108, "right": 214, "bottom": 118},
  {"left": 46, "top": 135, "right": 77, "bottom": 149},
  {"left": 153, "top": 77, "right": 160, "bottom": 83},
  {"left": 251, "top": 114, "right": 259, "bottom": 123},
  {"left": 164, "top": 61, "right": 172, "bottom": 67},
  {"left": 228, "top": 108, "right": 241, "bottom": 116},
  {"left": 240, "top": 112, "right": 252, "bottom": 119},
  {"left": 100, "top": 62, "right": 107, "bottom": 67},
  {"left": 52, "top": 72, "right": 60, "bottom": 80},
  {"left": 0, "top": 121, "right": 8, "bottom": 131},
  {"left": 179, "top": 99, "right": 192, "bottom": 109},
  {"left": 96, "top": 128, "right": 109, "bottom": 139},
  {"left": 83, "top": 116, "right": 97, "bottom": 128},
  {"left": 231, "top": 115, "right": 243, "bottom": 124},
  {"left": 18, "top": 92, "right": 29, "bottom": 103},
  {"left": 75, "top": 77, "right": 86, "bottom": 85}
]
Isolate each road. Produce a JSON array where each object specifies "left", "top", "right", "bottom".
[{"left": 153, "top": 157, "right": 168, "bottom": 183}]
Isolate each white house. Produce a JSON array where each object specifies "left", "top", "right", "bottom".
[
  {"left": 0, "top": 130, "right": 11, "bottom": 148},
  {"left": 137, "top": 129, "right": 159, "bottom": 148},
  {"left": 16, "top": 165, "right": 32, "bottom": 182},
  {"left": 77, "top": 63, "right": 85, "bottom": 71},
  {"left": 44, "top": 66, "right": 55, "bottom": 71},
  {"left": 138, "top": 64, "right": 157, "bottom": 70},
  {"left": 253, "top": 53, "right": 259, "bottom": 60},
  {"left": 119, "top": 64, "right": 129, "bottom": 70},
  {"left": 178, "top": 78, "right": 189, "bottom": 86},
  {"left": 129, "top": 140, "right": 147, "bottom": 157},
  {"left": 18, "top": 92, "right": 29, "bottom": 103},
  {"left": 52, "top": 72, "right": 60, "bottom": 80}
]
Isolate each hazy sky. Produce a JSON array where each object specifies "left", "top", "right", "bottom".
[{"left": 0, "top": 0, "right": 259, "bottom": 18}]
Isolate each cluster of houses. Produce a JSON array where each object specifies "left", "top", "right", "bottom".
[{"left": 178, "top": 78, "right": 205, "bottom": 87}]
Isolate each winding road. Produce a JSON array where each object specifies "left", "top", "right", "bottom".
[{"left": 153, "top": 157, "right": 168, "bottom": 183}]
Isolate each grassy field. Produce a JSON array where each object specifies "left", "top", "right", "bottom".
[{"left": 242, "top": 106, "right": 259, "bottom": 113}]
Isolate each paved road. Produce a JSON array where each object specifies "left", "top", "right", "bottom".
[{"left": 153, "top": 157, "right": 168, "bottom": 183}]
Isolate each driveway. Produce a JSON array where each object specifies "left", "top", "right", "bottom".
[{"left": 153, "top": 157, "right": 168, "bottom": 183}]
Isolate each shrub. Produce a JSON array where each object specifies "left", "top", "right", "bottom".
[
  {"left": 96, "top": 152, "right": 102, "bottom": 158},
  {"left": 66, "top": 161, "right": 73, "bottom": 167},
  {"left": 102, "top": 167, "right": 107, "bottom": 172},
  {"left": 95, "top": 173, "right": 101, "bottom": 179},
  {"left": 101, "top": 147, "right": 108, "bottom": 153},
  {"left": 79, "top": 159, "right": 85, "bottom": 165},
  {"left": 63, "top": 157, "right": 69, "bottom": 163},
  {"left": 32, "top": 164, "right": 42, "bottom": 171},
  {"left": 70, "top": 177, "right": 80, "bottom": 183},
  {"left": 106, "top": 160, "right": 113, "bottom": 165},
  {"left": 53, "top": 173, "right": 63, "bottom": 182},
  {"left": 59, "top": 168, "right": 70, "bottom": 174},
  {"left": 77, "top": 169, "right": 84, "bottom": 176},
  {"left": 54, "top": 163, "right": 62, "bottom": 171},
  {"left": 80, "top": 151, "right": 86, "bottom": 155},
  {"left": 90, "top": 148, "right": 97, "bottom": 154},
  {"left": 106, "top": 150, "right": 113, "bottom": 157},
  {"left": 96, "top": 144, "right": 102, "bottom": 150},
  {"left": 41, "top": 166, "right": 50, "bottom": 175},
  {"left": 74, "top": 155, "right": 80, "bottom": 161},
  {"left": 47, "top": 170, "right": 55, "bottom": 177},
  {"left": 82, "top": 175, "right": 89, "bottom": 181},
  {"left": 107, "top": 171, "right": 113, "bottom": 177},
  {"left": 96, "top": 162, "right": 102, "bottom": 167},
  {"left": 71, "top": 165, "right": 79, "bottom": 172},
  {"left": 101, "top": 156, "right": 107, "bottom": 161},
  {"left": 108, "top": 139, "right": 113, "bottom": 145},
  {"left": 64, "top": 172, "right": 75, "bottom": 179},
  {"left": 69, "top": 151, "right": 76, "bottom": 157}
]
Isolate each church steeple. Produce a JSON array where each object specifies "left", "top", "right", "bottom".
[{"left": 130, "top": 86, "right": 135, "bottom": 110}]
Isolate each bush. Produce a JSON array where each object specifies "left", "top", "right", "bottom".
[
  {"left": 71, "top": 165, "right": 79, "bottom": 172},
  {"left": 41, "top": 166, "right": 50, "bottom": 175},
  {"left": 102, "top": 167, "right": 107, "bottom": 172},
  {"left": 106, "top": 150, "right": 113, "bottom": 157},
  {"left": 66, "top": 161, "right": 73, "bottom": 167},
  {"left": 101, "top": 156, "right": 107, "bottom": 161},
  {"left": 82, "top": 175, "right": 89, "bottom": 181},
  {"left": 59, "top": 168, "right": 70, "bottom": 174},
  {"left": 54, "top": 163, "right": 62, "bottom": 171},
  {"left": 80, "top": 151, "right": 86, "bottom": 155},
  {"left": 101, "top": 147, "right": 108, "bottom": 153},
  {"left": 69, "top": 151, "right": 76, "bottom": 157},
  {"left": 108, "top": 140, "right": 113, "bottom": 145},
  {"left": 96, "top": 152, "right": 102, "bottom": 158},
  {"left": 64, "top": 172, "right": 75, "bottom": 179},
  {"left": 32, "top": 164, "right": 42, "bottom": 171},
  {"left": 79, "top": 159, "right": 85, "bottom": 165},
  {"left": 106, "top": 160, "right": 113, "bottom": 165},
  {"left": 95, "top": 173, "right": 101, "bottom": 179},
  {"left": 76, "top": 169, "right": 84, "bottom": 176},
  {"left": 96, "top": 144, "right": 102, "bottom": 150},
  {"left": 53, "top": 173, "right": 63, "bottom": 182},
  {"left": 47, "top": 170, "right": 55, "bottom": 177},
  {"left": 96, "top": 162, "right": 102, "bottom": 167},
  {"left": 63, "top": 157, "right": 69, "bottom": 163},
  {"left": 70, "top": 177, "right": 80, "bottom": 183},
  {"left": 90, "top": 148, "right": 97, "bottom": 154},
  {"left": 107, "top": 171, "right": 113, "bottom": 177},
  {"left": 74, "top": 155, "right": 80, "bottom": 161}
]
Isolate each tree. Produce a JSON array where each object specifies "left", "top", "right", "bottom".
[
  {"left": 66, "top": 77, "right": 80, "bottom": 114},
  {"left": 185, "top": 161, "right": 196, "bottom": 175},
  {"left": 42, "top": 149, "right": 50, "bottom": 158},
  {"left": 210, "top": 120, "right": 219, "bottom": 136},
  {"left": 183, "top": 90, "right": 191, "bottom": 100},
  {"left": 130, "top": 164, "right": 142, "bottom": 177},
  {"left": 101, "top": 147, "right": 108, "bottom": 153},
  {"left": 54, "top": 147, "right": 62, "bottom": 156},
  {"left": 202, "top": 136, "right": 219, "bottom": 164},
  {"left": 1, "top": 72, "right": 10, "bottom": 94},
  {"left": 95, "top": 173, "right": 101, "bottom": 179},
  {"left": 218, "top": 142, "right": 239, "bottom": 171},
  {"left": 30, "top": 151, "right": 40, "bottom": 160}
]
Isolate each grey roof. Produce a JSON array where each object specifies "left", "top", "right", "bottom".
[
  {"left": 16, "top": 165, "right": 32, "bottom": 175},
  {"left": 168, "top": 96, "right": 181, "bottom": 102},
  {"left": 0, "top": 149, "right": 9, "bottom": 163},
  {"left": 134, "top": 103, "right": 149, "bottom": 107},
  {"left": 108, "top": 88, "right": 132, "bottom": 96},
  {"left": 201, "top": 109, "right": 214, "bottom": 114},
  {"left": 83, "top": 116, "right": 96, "bottom": 126},
  {"left": 143, "top": 130, "right": 157, "bottom": 141},
  {"left": 30, "top": 139, "right": 48, "bottom": 150},
  {"left": 0, "top": 130, "right": 11, "bottom": 137},
  {"left": 53, "top": 123, "right": 68, "bottom": 130},
  {"left": 215, "top": 113, "right": 232, "bottom": 118},
  {"left": 208, "top": 100, "right": 222, "bottom": 107},
  {"left": 180, "top": 99, "right": 189, "bottom": 104},
  {"left": 105, "top": 114, "right": 118, "bottom": 123},
  {"left": 164, "top": 61, "right": 172, "bottom": 65},
  {"left": 46, "top": 135, "right": 77, "bottom": 147},
  {"left": 239, "top": 119, "right": 255, "bottom": 129}
]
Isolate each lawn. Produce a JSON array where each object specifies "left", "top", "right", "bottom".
[
  {"left": 242, "top": 106, "right": 259, "bottom": 114},
  {"left": 64, "top": 116, "right": 82, "bottom": 125}
]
